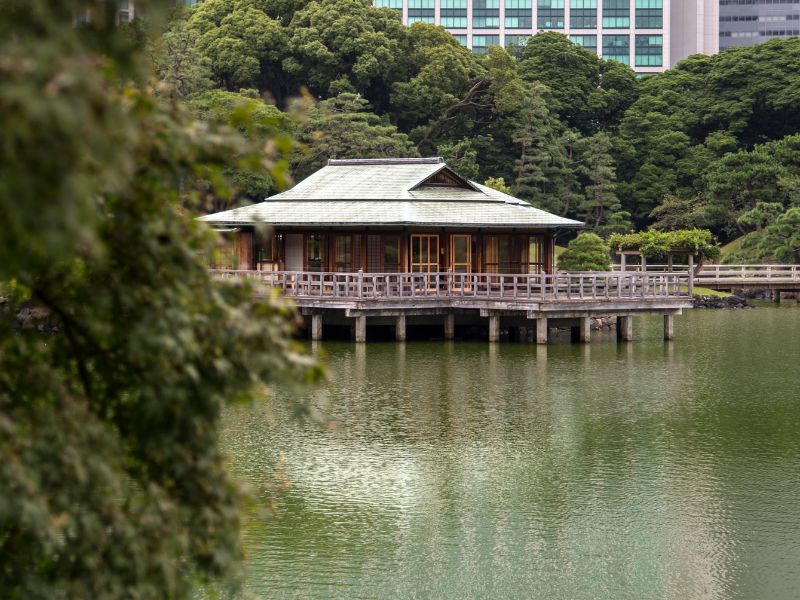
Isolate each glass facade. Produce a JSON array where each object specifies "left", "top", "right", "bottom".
[
  {"left": 603, "top": 34, "right": 630, "bottom": 64},
  {"left": 408, "top": 0, "right": 435, "bottom": 23},
  {"left": 570, "top": 34, "right": 598, "bottom": 52},
  {"left": 602, "top": 0, "right": 629, "bottom": 28},
  {"left": 506, "top": 34, "right": 532, "bottom": 48},
  {"left": 635, "top": 0, "right": 662, "bottom": 29},
  {"left": 570, "top": 0, "right": 597, "bottom": 29},
  {"left": 635, "top": 34, "right": 662, "bottom": 66},
  {"left": 472, "top": 34, "right": 500, "bottom": 53},
  {"left": 538, "top": 0, "right": 565, "bottom": 29},
  {"left": 505, "top": 0, "right": 532, "bottom": 28},
  {"left": 472, "top": 0, "right": 500, "bottom": 28},
  {"left": 368, "top": 0, "right": 671, "bottom": 72},
  {"left": 719, "top": 0, "right": 800, "bottom": 50},
  {"left": 441, "top": 0, "right": 468, "bottom": 28}
]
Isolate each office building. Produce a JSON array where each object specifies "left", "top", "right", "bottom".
[
  {"left": 376, "top": 0, "right": 719, "bottom": 73},
  {"left": 719, "top": 0, "right": 800, "bottom": 50}
]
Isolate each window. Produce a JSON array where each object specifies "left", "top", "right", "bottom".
[
  {"left": 603, "top": 34, "right": 630, "bottom": 64},
  {"left": 472, "top": 35, "right": 500, "bottom": 53},
  {"left": 334, "top": 236, "right": 353, "bottom": 272},
  {"left": 602, "top": 0, "right": 629, "bottom": 28},
  {"left": 537, "top": 0, "right": 564, "bottom": 29},
  {"left": 483, "top": 236, "right": 527, "bottom": 273},
  {"left": 570, "top": 0, "right": 597, "bottom": 29},
  {"left": 306, "top": 235, "right": 326, "bottom": 272},
  {"left": 528, "top": 236, "right": 546, "bottom": 273},
  {"left": 375, "top": 0, "right": 402, "bottom": 10},
  {"left": 452, "top": 34, "right": 468, "bottom": 46},
  {"left": 441, "top": 0, "right": 468, "bottom": 28},
  {"left": 635, "top": 0, "right": 662, "bottom": 28},
  {"left": 635, "top": 34, "right": 662, "bottom": 66},
  {"left": 410, "top": 235, "right": 439, "bottom": 273},
  {"left": 505, "top": 0, "right": 532, "bottom": 28},
  {"left": 506, "top": 34, "right": 532, "bottom": 49},
  {"left": 472, "top": 0, "right": 500, "bottom": 28},
  {"left": 408, "top": 0, "right": 434, "bottom": 24},
  {"left": 570, "top": 34, "right": 598, "bottom": 52}
]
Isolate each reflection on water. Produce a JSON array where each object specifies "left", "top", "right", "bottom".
[{"left": 222, "top": 307, "right": 800, "bottom": 600}]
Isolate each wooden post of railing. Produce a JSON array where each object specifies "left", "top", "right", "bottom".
[
  {"left": 357, "top": 269, "right": 363, "bottom": 299},
  {"left": 688, "top": 254, "right": 694, "bottom": 296}
]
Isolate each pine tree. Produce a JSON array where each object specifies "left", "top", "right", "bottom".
[
  {"left": 512, "top": 83, "right": 562, "bottom": 211},
  {"left": 579, "top": 132, "right": 620, "bottom": 229}
]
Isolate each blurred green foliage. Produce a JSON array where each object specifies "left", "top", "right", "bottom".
[{"left": 0, "top": 1, "right": 322, "bottom": 598}]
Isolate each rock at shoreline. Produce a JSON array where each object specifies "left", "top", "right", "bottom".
[{"left": 692, "top": 294, "right": 751, "bottom": 309}]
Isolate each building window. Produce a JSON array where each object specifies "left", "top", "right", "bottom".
[
  {"left": 472, "top": 0, "right": 500, "bottom": 28},
  {"left": 570, "top": 34, "right": 598, "bottom": 52},
  {"left": 306, "top": 235, "right": 326, "bottom": 272},
  {"left": 505, "top": 0, "right": 532, "bottom": 28},
  {"left": 602, "top": 0, "right": 629, "bottom": 28},
  {"left": 506, "top": 34, "right": 532, "bottom": 49},
  {"left": 603, "top": 34, "right": 630, "bottom": 64},
  {"left": 537, "top": 0, "right": 564, "bottom": 29},
  {"left": 635, "top": 0, "right": 662, "bottom": 29},
  {"left": 570, "top": 0, "right": 597, "bottom": 29},
  {"left": 441, "top": 0, "right": 468, "bottom": 28},
  {"left": 635, "top": 34, "right": 662, "bottom": 66},
  {"left": 472, "top": 34, "right": 500, "bottom": 53},
  {"left": 375, "top": 0, "right": 403, "bottom": 11},
  {"left": 408, "top": 0, "right": 434, "bottom": 24},
  {"left": 452, "top": 34, "right": 468, "bottom": 46}
]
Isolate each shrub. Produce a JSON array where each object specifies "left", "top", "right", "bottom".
[{"left": 557, "top": 233, "right": 611, "bottom": 271}]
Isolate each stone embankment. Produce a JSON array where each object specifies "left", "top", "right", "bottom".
[{"left": 692, "top": 294, "right": 751, "bottom": 309}]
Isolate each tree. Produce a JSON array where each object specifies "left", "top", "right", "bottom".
[
  {"left": 557, "top": 233, "right": 612, "bottom": 271},
  {"left": 293, "top": 93, "right": 418, "bottom": 180},
  {"left": 187, "top": 0, "right": 290, "bottom": 100},
  {"left": 153, "top": 19, "right": 213, "bottom": 98},
  {"left": 511, "top": 83, "right": 565, "bottom": 213},
  {"left": 484, "top": 177, "right": 511, "bottom": 194},
  {"left": 284, "top": 0, "right": 406, "bottom": 99},
  {"left": 188, "top": 89, "right": 296, "bottom": 204},
  {"left": 754, "top": 207, "right": 800, "bottom": 263},
  {"left": 649, "top": 194, "right": 710, "bottom": 230},
  {"left": 0, "top": 2, "right": 321, "bottom": 597},
  {"left": 578, "top": 132, "right": 620, "bottom": 229},
  {"left": 517, "top": 32, "right": 638, "bottom": 135},
  {"left": 436, "top": 138, "right": 480, "bottom": 181}
]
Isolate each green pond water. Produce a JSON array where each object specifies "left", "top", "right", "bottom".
[{"left": 222, "top": 305, "right": 800, "bottom": 600}]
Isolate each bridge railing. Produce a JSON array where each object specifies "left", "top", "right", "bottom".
[
  {"left": 611, "top": 264, "right": 800, "bottom": 282},
  {"left": 210, "top": 270, "right": 692, "bottom": 301}
]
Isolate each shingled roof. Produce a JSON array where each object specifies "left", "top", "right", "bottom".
[{"left": 199, "top": 157, "right": 584, "bottom": 229}]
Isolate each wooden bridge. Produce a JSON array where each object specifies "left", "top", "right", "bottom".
[
  {"left": 212, "top": 270, "right": 693, "bottom": 343},
  {"left": 613, "top": 264, "right": 800, "bottom": 300}
]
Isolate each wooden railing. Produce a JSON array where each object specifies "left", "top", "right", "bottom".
[
  {"left": 612, "top": 264, "right": 800, "bottom": 283},
  {"left": 210, "top": 270, "right": 692, "bottom": 301}
]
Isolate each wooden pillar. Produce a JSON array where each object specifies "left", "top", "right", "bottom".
[
  {"left": 354, "top": 315, "right": 366, "bottom": 343},
  {"left": 772, "top": 290, "right": 781, "bottom": 304},
  {"left": 536, "top": 316, "right": 548, "bottom": 345},
  {"left": 444, "top": 313, "right": 455, "bottom": 340},
  {"left": 395, "top": 315, "right": 406, "bottom": 342},
  {"left": 617, "top": 315, "right": 633, "bottom": 342},
  {"left": 620, "top": 252, "right": 626, "bottom": 272},
  {"left": 488, "top": 314, "right": 500, "bottom": 343},
  {"left": 641, "top": 254, "right": 647, "bottom": 273},
  {"left": 311, "top": 313, "right": 323, "bottom": 341},
  {"left": 579, "top": 316, "right": 590, "bottom": 343},
  {"left": 688, "top": 254, "right": 695, "bottom": 296},
  {"left": 667, "top": 253, "right": 673, "bottom": 272},
  {"left": 663, "top": 314, "right": 674, "bottom": 341}
]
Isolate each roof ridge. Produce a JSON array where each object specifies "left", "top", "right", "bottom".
[{"left": 327, "top": 157, "right": 443, "bottom": 166}]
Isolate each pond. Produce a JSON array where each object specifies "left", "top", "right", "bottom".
[{"left": 222, "top": 305, "right": 800, "bottom": 599}]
